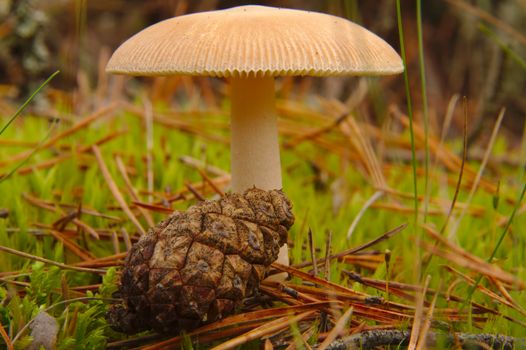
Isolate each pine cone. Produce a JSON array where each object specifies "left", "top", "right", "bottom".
[{"left": 108, "top": 188, "right": 294, "bottom": 334}]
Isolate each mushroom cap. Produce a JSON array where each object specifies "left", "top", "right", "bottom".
[{"left": 107, "top": 5, "right": 403, "bottom": 78}]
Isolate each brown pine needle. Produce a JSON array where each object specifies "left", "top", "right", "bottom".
[
  {"left": 317, "top": 307, "right": 353, "bottom": 350},
  {"left": 324, "top": 230, "right": 332, "bottom": 281},
  {"left": 131, "top": 201, "right": 174, "bottom": 214},
  {"left": 74, "top": 252, "right": 127, "bottom": 267},
  {"left": 283, "top": 325, "right": 315, "bottom": 350},
  {"left": 16, "top": 130, "right": 126, "bottom": 175},
  {"left": 308, "top": 228, "right": 318, "bottom": 276},
  {"left": 197, "top": 167, "right": 225, "bottom": 197},
  {"left": 178, "top": 155, "right": 229, "bottom": 177},
  {"left": 0, "top": 245, "right": 105, "bottom": 274},
  {"left": 185, "top": 182, "right": 206, "bottom": 201},
  {"left": 115, "top": 155, "right": 155, "bottom": 227},
  {"left": 140, "top": 324, "right": 259, "bottom": 350},
  {"left": 443, "top": 266, "right": 526, "bottom": 318},
  {"left": 408, "top": 275, "right": 431, "bottom": 350},
  {"left": 0, "top": 103, "right": 118, "bottom": 168},
  {"left": 22, "top": 193, "right": 100, "bottom": 239},
  {"left": 211, "top": 311, "right": 316, "bottom": 350},
  {"left": 121, "top": 228, "right": 132, "bottom": 251},
  {"left": 143, "top": 303, "right": 331, "bottom": 350},
  {"left": 283, "top": 112, "right": 350, "bottom": 149},
  {"left": 48, "top": 229, "right": 95, "bottom": 261},
  {"left": 294, "top": 223, "right": 407, "bottom": 269},
  {"left": 0, "top": 319, "right": 13, "bottom": 350},
  {"left": 340, "top": 118, "right": 387, "bottom": 189},
  {"left": 422, "top": 225, "right": 526, "bottom": 289},
  {"left": 92, "top": 145, "right": 146, "bottom": 236},
  {"left": 489, "top": 277, "right": 524, "bottom": 312},
  {"left": 416, "top": 290, "right": 438, "bottom": 350},
  {"left": 392, "top": 107, "right": 497, "bottom": 194},
  {"left": 273, "top": 263, "right": 364, "bottom": 297}
]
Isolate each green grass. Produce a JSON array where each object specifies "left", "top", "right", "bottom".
[{"left": 1, "top": 90, "right": 525, "bottom": 347}]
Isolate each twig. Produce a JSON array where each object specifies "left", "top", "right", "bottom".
[{"left": 324, "top": 329, "right": 524, "bottom": 350}]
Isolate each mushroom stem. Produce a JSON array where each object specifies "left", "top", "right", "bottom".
[
  {"left": 230, "top": 76, "right": 282, "bottom": 192},
  {"left": 230, "top": 75, "right": 289, "bottom": 271}
]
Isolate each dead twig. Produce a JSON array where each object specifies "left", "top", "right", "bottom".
[{"left": 324, "top": 329, "right": 524, "bottom": 350}]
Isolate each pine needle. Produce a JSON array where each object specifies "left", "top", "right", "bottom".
[
  {"left": 0, "top": 245, "right": 105, "bottom": 274},
  {"left": 92, "top": 145, "right": 146, "bottom": 236}
]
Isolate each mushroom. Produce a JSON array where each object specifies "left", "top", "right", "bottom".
[{"left": 107, "top": 5, "right": 403, "bottom": 270}]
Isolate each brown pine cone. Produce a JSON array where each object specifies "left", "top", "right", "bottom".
[{"left": 107, "top": 188, "right": 294, "bottom": 334}]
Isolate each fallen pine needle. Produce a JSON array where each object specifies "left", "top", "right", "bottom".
[
  {"left": 408, "top": 275, "right": 431, "bottom": 349},
  {"left": 0, "top": 245, "right": 106, "bottom": 274},
  {"left": 92, "top": 145, "right": 146, "bottom": 236},
  {"left": 115, "top": 155, "right": 155, "bottom": 227},
  {"left": 317, "top": 307, "right": 353, "bottom": 350},
  {"left": 416, "top": 289, "right": 438, "bottom": 350},
  {"left": 211, "top": 311, "right": 316, "bottom": 350},
  {"left": 0, "top": 318, "right": 13, "bottom": 350}
]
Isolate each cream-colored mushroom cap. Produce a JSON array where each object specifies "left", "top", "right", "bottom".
[{"left": 107, "top": 5, "right": 403, "bottom": 77}]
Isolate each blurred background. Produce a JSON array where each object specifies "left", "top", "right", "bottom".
[{"left": 1, "top": 0, "right": 525, "bottom": 141}]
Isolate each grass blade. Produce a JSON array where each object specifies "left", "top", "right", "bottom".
[
  {"left": 396, "top": 0, "right": 419, "bottom": 230},
  {"left": 0, "top": 70, "right": 59, "bottom": 136},
  {"left": 416, "top": 0, "right": 430, "bottom": 223},
  {"left": 0, "top": 119, "right": 59, "bottom": 183}
]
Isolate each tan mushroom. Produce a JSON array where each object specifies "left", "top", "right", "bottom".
[{"left": 107, "top": 5, "right": 403, "bottom": 270}]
